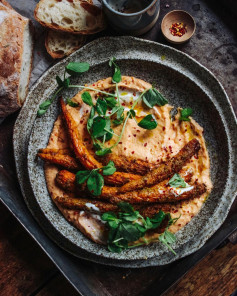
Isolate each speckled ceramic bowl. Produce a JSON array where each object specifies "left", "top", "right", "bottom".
[{"left": 14, "top": 37, "right": 237, "bottom": 268}]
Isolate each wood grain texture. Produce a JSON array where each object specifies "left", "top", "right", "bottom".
[
  {"left": 0, "top": 202, "right": 56, "bottom": 296},
  {"left": 165, "top": 243, "right": 237, "bottom": 296}
]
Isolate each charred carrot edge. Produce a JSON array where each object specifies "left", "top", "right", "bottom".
[
  {"left": 38, "top": 148, "right": 71, "bottom": 155},
  {"left": 111, "top": 182, "right": 206, "bottom": 204},
  {"left": 56, "top": 169, "right": 194, "bottom": 203},
  {"left": 117, "top": 138, "right": 201, "bottom": 194},
  {"left": 54, "top": 196, "right": 172, "bottom": 218},
  {"left": 60, "top": 98, "right": 141, "bottom": 186},
  {"left": 38, "top": 153, "right": 81, "bottom": 170}
]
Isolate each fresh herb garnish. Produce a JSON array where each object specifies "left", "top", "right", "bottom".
[
  {"left": 66, "top": 98, "right": 79, "bottom": 107},
  {"left": 142, "top": 88, "right": 168, "bottom": 108},
  {"left": 159, "top": 230, "right": 177, "bottom": 255},
  {"left": 65, "top": 62, "right": 90, "bottom": 76},
  {"left": 179, "top": 108, "right": 193, "bottom": 121},
  {"left": 75, "top": 161, "right": 116, "bottom": 196},
  {"left": 169, "top": 173, "right": 187, "bottom": 188},
  {"left": 81, "top": 91, "right": 93, "bottom": 106},
  {"left": 109, "top": 57, "right": 121, "bottom": 83},
  {"left": 102, "top": 202, "right": 178, "bottom": 254},
  {"left": 138, "top": 114, "right": 158, "bottom": 130}
]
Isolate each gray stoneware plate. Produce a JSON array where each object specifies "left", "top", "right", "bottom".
[{"left": 15, "top": 37, "right": 237, "bottom": 268}]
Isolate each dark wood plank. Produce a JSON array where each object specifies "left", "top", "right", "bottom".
[
  {"left": 164, "top": 242, "right": 237, "bottom": 296},
  {"left": 0, "top": 202, "right": 57, "bottom": 296}
]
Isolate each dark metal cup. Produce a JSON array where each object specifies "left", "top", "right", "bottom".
[{"left": 102, "top": 0, "right": 160, "bottom": 36}]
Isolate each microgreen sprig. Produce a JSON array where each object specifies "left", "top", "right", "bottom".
[
  {"left": 76, "top": 161, "right": 116, "bottom": 196},
  {"left": 102, "top": 202, "right": 179, "bottom": 254}
]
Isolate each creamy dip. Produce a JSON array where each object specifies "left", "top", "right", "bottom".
[{"left": 44, "top": 76, "right": 212, "bottom": 245}]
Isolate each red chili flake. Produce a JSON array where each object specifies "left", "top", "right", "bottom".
[
  {"left": 168, "top": 137, "right": 170, "bottom": 140},
  {"left": 173, "top": 209, "right": 178, "bottom": 213},
  {"left": 124, "top": 147, "right": 127, "bottom": 151},
  {"left": 179, "top": 139, "right": 182, "bottom": 141},
  {"left": 74, "top": 211, "right": 78, "bottom": 215},
  {"left": 137, "top": 130, "right": 140, "bottom": 132},
  {"left": 80, "top": 120, "right": 83, "bottom": 124},
  {"left": 133, "top": 134, "right": 136, "bottom": 137},
  {"left": 119, "top": 142, "right": 122, "bottom": 144},
  {"left": 122, "top": 103, "right": 126, "bottom": 106},
  {"left": 184, "top": 129, "right": 187, "bottom": 132},
  {"left": 178, "top": 223, "right": 181, "bottom": 226},
  {"left": 86, "top": 110, "right": 89, "bottom": 114},
  {"left": 130, "top": 102, "right": 133, "bottom": 105},
  {"left": 191, "top": 215, "right": 194, "bottom": 218},
  {"left": 144, "top": 143, "right": 147, "bottom": 147},
  {"left": 157, "top": 159, "right": 160, "bottom": 162},
  {"left": 115, "top": 97, "right": 117, "bottom": 100},
  {"left": 163, "top": 127, "right": 165, "bottom": 131},
  {"left": 133, "top": 92, "right": 136, "bottom": 96},
  {"left": 93, "top": 84, "right": 95, "bottom": 86},
  {"left": 169, "top": 22, "right": 187, "bottom": 37},
  {"left": 194, "top": 155, "right": 198, "bottom": 159},
  {"left": 132, "top": 151, "right": 135, "bottom": 154}
]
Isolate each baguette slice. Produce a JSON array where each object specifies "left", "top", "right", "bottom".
[
  {"left": 45, "top": 30, "right": 86, "bottom": 59},
  {"left": 34, "top": 0, "right": 106, "bottom": 35},
  {"left": 0, "top": 2, "right": 34, "bottom": 117}
]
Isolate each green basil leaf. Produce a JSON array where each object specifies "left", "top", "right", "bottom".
[
  {"left": 102, "top": 212, "right": 118, "bottom": 221},
  {"left": 39, "top": 99, "right": 51, "bottom": 110},
  {"left": 169, "top": 173, "right": 187, "bottom": 188},
  {"left": 163, "top": 230, "right": 176, "bottom": 244},
  {"left": 108, "top": 243, "right": 123, "bottom": 253},
  {"left": 95, "top": 148, "right": 112, "bottom": 156},
  {"left": 87, "top": 171, "right": 104, "bottom": 196},
  {"left": 109, "top": 57, "right": 121, "bottom": 83},
  {"left": 109, "top": 57, "right": 116, "bottom": 67},
  {"left": 65, "top": 62, "right": 90, "bottom": 76},
  {"left": 87, "top": 118, "right": 94, "bottom": 130},
  {"left": 66, "top": 98, "right": 79, "bottom": 107},
  {"left": 180, "top": 108, "right": 193, "bottom": 121},
  {"left": 92, "top": 117, "right": 106, "bottom": 137},
  {"left": 104, "top": 128, "right": 113, "bottom": 141},
  {"left": 37, "top": 109, "right": 47, "bottom": 117},
  {"left": 142, "top": 88, "right": 168, "bottom": 108},
  {"left": 96, "top": 98, "right": 107, "bottom": 115},
  {"left": 119, "top": 211, "right": 140, "bottom": 222},
  {"left": 56, "top": 76, "right": 64, "bottom": 87},
  {"left": 128, "top": 109, "right": 136, "bottom": 118},
  {"left": 112, "top": 68, "right": 121, "bottom": 83},
  {"left": 113, "top": 106, "right": 124, "bottom": 125},
  {"left": 81, "top": 92, "right": 93, "bottom": 106},
  {"left": 105, "top": 97, "right": 117, "bottom": 108},
  {"left": 138, "top": 114, "right": 158, "bottom": 130},
  {"left": 150, "top": 211, "right": 166, "bottom": 229},
  {"left": 118, "top": 222, "right": 143, "bottom": 242},
  {"left": 102, "top": 160, "right": 116, "bottom": 175},
  {"left": 76, "top": 170, "right": 91, "bottom": 184},
  {"left": 118, "top": 202, "right": 134, "bottom": 214}
]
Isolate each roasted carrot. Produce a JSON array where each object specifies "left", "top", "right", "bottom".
[{"left": 60, "top": 98, "right": 140, "bottom": 186}]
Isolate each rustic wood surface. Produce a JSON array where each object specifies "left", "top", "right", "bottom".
[{"left": 0, "top": 0, "right": 237, "bottom": 295}]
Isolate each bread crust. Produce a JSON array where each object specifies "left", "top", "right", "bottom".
[
  {"left": 45, "top": 30, "right": 86, "bottom": 59},
  {"left": 34, "top": 0, "right": 106, "bottom": 35},
  {"left": 0, "top": 2, "right": 34, "bottom": 117}
]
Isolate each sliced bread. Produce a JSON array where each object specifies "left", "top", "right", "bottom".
[
  {"left": 34, "top": 0, "right": 106, "bottom": 35},
  {"left": 45, "top": 30, "right": 86, "bottom": 59},
  {"left": 0, "top": 2, "right": 34, "bottom": 117}
]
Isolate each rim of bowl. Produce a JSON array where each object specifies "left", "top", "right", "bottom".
[
  {"left": 102, "top": 0, "right": 158, "bottom": 17},
  {"left": 161, "top": 10, "right": 196, "bottom": 42}
]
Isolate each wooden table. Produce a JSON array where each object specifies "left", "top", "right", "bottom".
[{"left": 0, "top": 0, "right": 237, "bottom": 295}]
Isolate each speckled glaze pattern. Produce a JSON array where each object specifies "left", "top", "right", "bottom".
[{"left": 14, "top": 37, "right": 237, "bottom": 268}]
